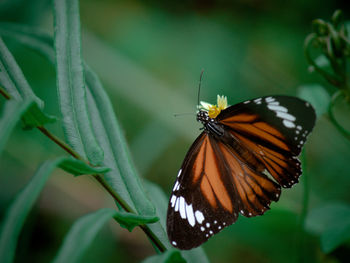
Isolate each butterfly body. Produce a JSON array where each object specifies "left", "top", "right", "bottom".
[{"left": 167, "top": 95, "right": 316, "bottom": 250}]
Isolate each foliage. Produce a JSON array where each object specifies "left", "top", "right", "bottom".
[{"left": 302, "top": 10, "right": 350, "bottom": 257}]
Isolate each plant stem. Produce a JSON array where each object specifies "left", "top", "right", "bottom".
[
  {"left": 328, "top": 90, "right": 350, "bottom": 142},
  {"left": 37, "top": 126, "right": 82, "bottom": 160},
  {"left": 0, "top": 86, "right": 11, "bottom": 99},
  {"left": 0, "top": 89, "right": 167, "bottom": 253}
]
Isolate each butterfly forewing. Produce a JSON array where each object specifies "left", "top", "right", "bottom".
[
  {"left": 167, "top": 95, "right": 316, "bottom": 250},
  {"left": 167, "top": 133, "right": 238, "bottom": 250},
  {"left": 218, "top": 96, "right": 316, "bottom": 156}
]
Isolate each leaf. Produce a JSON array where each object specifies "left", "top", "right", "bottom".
[
  {"left": 0, "top": 36, "right": 56, "bottom": 130},
  {"left": 0, "top": 22, "right": 55, "bottom": 64},
  {"left": 85, "top": 66, "right": 155, "bottom": 216},
  {"left": 321, "top": 220, "right": 350, "bottom": 253},
  {"left": 0, "top": 37, "right": 42, "bottom": 106},
  {"left": 305, "top": 202, "right": 350, "bottom": 253},
  {"left": 314, "top": 55, "right": 331, "bottom": 70},
  {"left": 0, "top": 99, "right": 32, "bottom": 154},
  {"left": 21, "top": 102, "right": 57, "bottom": 129},
  {"left": 52, "top": 208, "right": 117, "bottom": 263},
  {"left": 113, "top": 211, "right": 159, "bottom": 232},
  {"left": 0, "top": 157, "right": 67, "bottom": 263},
  {"left": 142, "top": 250, "right": 186, "bottom": 263},
  {"left": 298, "top": 84, "right": 331, "bottom": 117},
  {"left": 58, "top": 158, "right": 110, "bottom": 176},
  {"left": 53, "top": 0, "right": 103, "bottom": 165}
]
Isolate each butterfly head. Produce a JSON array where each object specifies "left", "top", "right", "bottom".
[{"left": 196, "top": 110, "right": 210, "bottom": 125}]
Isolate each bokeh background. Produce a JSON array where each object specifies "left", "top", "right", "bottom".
[{"left": 0, "top": 0, "right": 350, "bottom": 262}]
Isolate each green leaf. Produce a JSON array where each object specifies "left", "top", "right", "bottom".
[
  {"left": 0, "top": 157, "right": 67, "bottom": 263},
  {"left": 52, "top": 208, "right": 117, "bottom": 263},
  {"left": 0, "top": 99, "right": 33, "bottom": 154},
  {"left": 0, "top": 36, "right": 55, "bottom": 130},
  {"left": 85, "top": 66, "right": 155, "bottom": 216},
  {"left": 113, "top": 211, "right": 159, "bottom": 232},
  {"left": 0, "top": 22, "right": 55, "bottom": 64},
  {"left": 321, "top": 220, "right": 350, "bottom": 253},
  {"left": 0, "top": 37, "right": 42, "bottom": 106},
  {"left": 53, "top": 0, "right": 103, "bottom": 165},
  {"left": 298, "top": 84, "right": 331, "bottom": 117},
  {"left": 142, "top": 250, "right": 186, "bottom": 263},
  {"left": 58, "top": 158, "right": 110, "bottom": 176},
  {"left": 314, "top": 55, "right": 331, "bottom": 71},
  {"left": 21, "top": 102, "right": 57, "bottom": 129},
  {"left": 305, "top": 202, "right": 350, "bottom": 253}
]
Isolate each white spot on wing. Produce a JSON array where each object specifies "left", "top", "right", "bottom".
[
  {"left": 283, "top": 120, "right": 295, "bottom": 128},
  {"left": 170, "top": 195, "right": 176, "bottom": 207},
  {"left": 172, "top": 241, "right": 177, "bottom": 246},
  {"left": 179, "top": 197, "right": 186, "bottom": 219},
  {"left": 200, "top": 226, "right": 205, "bottom": 231},
  {"left": 206, "top": 222, "right": 210, "bottom": 228},
  {"left": 267, "top": 105, "right": 288, "bottom": 112},
  {"left": 174, "top": 198, "right": 179, "bottom": 212},
  {"left": 276, "top": 111, "right": 296, "bottom": 121},
  {"left": 195, "top": 210, "right": 204, "bottom": 224},
  {"left": 173, "top": 181, "right": 179, "bottom": 191},
  {"left": 265, "top": 97, "right": 274, "bottom": 102},
  {"left": 177, "top": 169, "right": 182, "bottom": 178},
  {"left": 186, "top": 204, "right": 195, "bottom": 227}
]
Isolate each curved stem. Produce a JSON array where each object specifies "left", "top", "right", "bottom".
[
  {"left": 328, "top": 90, "right": 350, "bottom": 142},
  {"left": 0, "top": 90, "right": 167, "bottom": 253}
]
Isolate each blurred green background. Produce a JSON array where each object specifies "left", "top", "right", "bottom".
[{"left": 0, "top": 0, "right": 350, "bottom": 262}]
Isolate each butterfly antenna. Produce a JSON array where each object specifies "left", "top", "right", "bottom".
[
  {"left": 197, "top": 69, "right": 205, "bottom": 108},
  {"left": 173, "top": 112, "right": 195, "bottom": 117}
]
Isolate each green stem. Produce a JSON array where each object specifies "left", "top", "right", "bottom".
[
  {"left": 0, "top": 88, "right": 167, "bottom": 253},
  {"left": 328, "top": 90, "right": 350, "bottom": 142},
  {"left": 37, "top": 126, "right": 82, "bottom": 160}
]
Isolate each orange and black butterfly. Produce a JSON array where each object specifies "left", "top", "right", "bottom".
[{"left": 166, "top": 94, "right": 316, "bottom": 250}]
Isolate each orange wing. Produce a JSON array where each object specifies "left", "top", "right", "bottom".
[
  {"left": 214, "top": 139, "right": 281, "bottom": 217},
  {"left": 220, "top": 113, "right": 302, "bottom": 188}
]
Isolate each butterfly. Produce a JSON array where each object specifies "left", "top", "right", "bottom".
[{"left": 166, "top": 94, "right": 316, "bottom": 250}]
